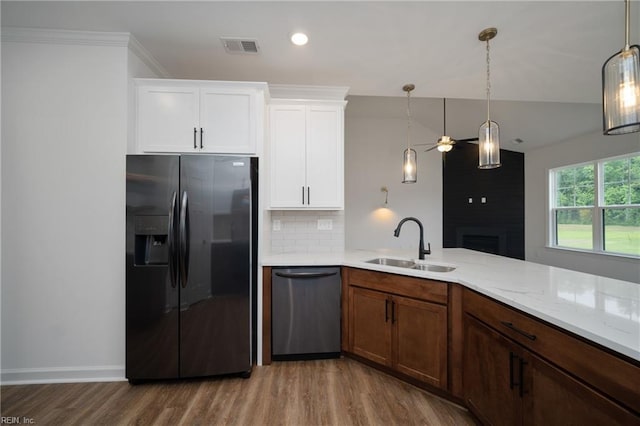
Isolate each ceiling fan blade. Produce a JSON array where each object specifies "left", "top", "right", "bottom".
[
  {"left": 455, "top": 137, "right": 479, "bottom": 143},
  {"left": 424, "top": 145, "right": 439, "bottom": 152}
]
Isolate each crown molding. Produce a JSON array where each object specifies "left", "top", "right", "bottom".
[
  {"left": 1, "top": 27, "right": 130, "bottom": 47},
  {"left": 269, "top": 84, "right": 349, "bottom": 101},
  {"left": 2, "top": 27, "right": 171, "bottom": 78},
  {"left": 128, "top": 35, "right": 170, "bottom": 78}
]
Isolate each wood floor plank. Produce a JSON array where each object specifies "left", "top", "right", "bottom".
[{"left": 1, "top": 358, "right": 474, "bottom": 425}]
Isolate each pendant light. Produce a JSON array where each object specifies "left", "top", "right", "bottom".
[
  {"left": 478, "top": 27, "right": 501, "bottom": 169},
  {"left": 402, "top": 84, "right": 417, "bottom": 183},
  {"left": 602, "top": 0, "right": 640, "bottom": 135}
]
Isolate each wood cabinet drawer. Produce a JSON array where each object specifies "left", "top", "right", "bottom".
[
  {"left": 347, "top": 267, "right": 448, "bottom": 304},
  {"left": 463, "top": 289, "right": 640, "bottom": 414}
]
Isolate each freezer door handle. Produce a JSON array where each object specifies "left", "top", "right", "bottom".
[
  {"left": 179, "top": 191, "right": 190, "bottom": 288},
  {"left": 168, "top": 191, "right": 178, "bottom": 288},
  {"left": 274, "top": 271, "right": 338, "bottom": 279}
]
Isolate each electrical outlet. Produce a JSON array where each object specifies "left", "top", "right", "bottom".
[
  {"left": 317, "top": 219, "right": 333, "bottom": 231},
  {"left": 272, "top": 219, "right": 281, "bottom": 231}
]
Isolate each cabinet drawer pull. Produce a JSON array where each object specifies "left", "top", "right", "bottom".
[
  {"left": 501, "top": 321, "right": 537, "bottom": 341},
  {"left": 384, "top": 299, "right": 389, "bottom": 323},
  {"left": 307, "top": 187, "right": 310, "bottom": 205},
  {"left": 193, "top": 127, "right": 197, "bottom": 149},
  {"left": 200, "top": 128, "right": 204, "bottom": 149},
  {"left": 302, "top": 186, "right": 305, "bottom": 204}
]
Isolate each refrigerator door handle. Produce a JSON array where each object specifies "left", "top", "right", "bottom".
[
  {"left": 179, "top": 191, "right": 190, "bottom": 288},
  {"left": 168, "top": 191, "right": 178, "bottom": 288}
]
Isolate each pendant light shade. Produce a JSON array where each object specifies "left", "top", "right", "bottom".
[
  {"left": 602, "top": 0, "right": 640, "bottom": 135},
  {"left": 402, "top": 148, "right": 417, "bottom": 183},
  {"left": 402, "top": 84, "right": 417, "bottom": 183},
  {"left": 478, "top": 120, "right": 501, "bottom": 169},
  {"left": 478, "top": 27, "right": 501, "bottom": 169}
]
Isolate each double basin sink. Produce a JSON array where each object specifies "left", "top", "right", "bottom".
[{"left": 365, "top": 257, "right": 456, "bottom": 273}]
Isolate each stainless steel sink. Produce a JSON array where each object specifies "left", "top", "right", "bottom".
[
  {"left": 365, "top": 257, "right": 416, "bottom": 268},
  {"left": 412, "top": 264, "right": 456, "bottom": 273},
  {"left": 365, "top": 257, "right": 456, "bottom": 273}
]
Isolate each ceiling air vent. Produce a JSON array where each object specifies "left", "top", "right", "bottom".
[{"left": 221, "top": 38, "right": 260, "bottom": 54}]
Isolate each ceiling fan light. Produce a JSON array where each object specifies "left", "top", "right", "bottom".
[
  {"left": 437, "top": 143, "right": 453, "bottom": 153},
  {"left": 478, "top": 120, "right": 501, "bottom": 169},
  {"left": 603, "top": 45, "right": 640, "bottom": 134}
]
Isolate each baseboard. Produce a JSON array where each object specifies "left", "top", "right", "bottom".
[{"left": 1, "top": 365, "right": 126, "bottom": 385}]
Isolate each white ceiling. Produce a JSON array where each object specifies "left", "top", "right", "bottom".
[{"left": 2, "top": 1, "right": 639, "bottom": 151}]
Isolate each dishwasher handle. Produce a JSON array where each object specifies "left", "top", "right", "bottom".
[{"left": 274, "top": 271, "right": 338, "bottom": 279}]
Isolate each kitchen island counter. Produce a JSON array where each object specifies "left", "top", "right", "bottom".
[{"left": 262, "top": 248, "right": 640, "bottom": 362}]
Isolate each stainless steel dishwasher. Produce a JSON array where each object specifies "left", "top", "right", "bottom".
[{"left": 272, "top": 267, "right": 341, "bottom": 360}]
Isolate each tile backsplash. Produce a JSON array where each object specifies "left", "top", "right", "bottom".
[{"left": 270, "top": 210, "right": 345, "bottom": 254}]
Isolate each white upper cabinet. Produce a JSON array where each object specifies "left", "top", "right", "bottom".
[
  {"left": 269, "top": 92, "right": 347, "bottom": 210},
  {"left": 136, "top": 79, "right": 267, "bottom": 154}
]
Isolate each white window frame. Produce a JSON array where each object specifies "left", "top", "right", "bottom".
[{"left": 548, "top": 152, "right": 640, "bottom": 259}]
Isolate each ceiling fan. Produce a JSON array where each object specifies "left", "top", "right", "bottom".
[{"left": 421, "top": 98, "right": 478, "bottom": 153}]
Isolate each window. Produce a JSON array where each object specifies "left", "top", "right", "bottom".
[{"left": 550, "top": 153, "right": 640, "bottom": 257}]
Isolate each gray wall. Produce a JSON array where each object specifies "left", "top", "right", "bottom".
[
  {"left": 345, "top": 96, "right": 443, "bottom": 252},
  {"left": 525, "top": 131, "right": 640, "bottom": 283}
]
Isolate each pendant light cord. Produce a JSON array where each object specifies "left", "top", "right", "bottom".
[
  {"left": 406, "top": 89, "right": 411, "bottom": 150},
  {"left": 443, "top": 98, "right": 447, "bottom": 135},
  {"left": 486, "top": 37, "right": 491, "bottom": 123},
  {"left": 624, "top": 0, "right": 630, "bottom": 49}
]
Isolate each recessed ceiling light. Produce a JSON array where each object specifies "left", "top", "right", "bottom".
[{"left": 290, "top": 32, "right": 308, "bottom": 46}]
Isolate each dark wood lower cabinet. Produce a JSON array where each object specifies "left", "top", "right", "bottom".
[
  {"left": 525, "top": 353, "right": 640, "bottom": 426},
  {"left": 464, "top": 310, "right": 640, "bottom": 426},
  {"left": 349, "top": 286, "right": 392, "bottom": 367},
  {"left": 464, "top": 315, "right": 522, "bottom": 426},
  {"left": 345, "top": 268, "right": 448, "bottom": 390},
  {"left": 393, "top": 295, "right": 447, "bottom": 388}
]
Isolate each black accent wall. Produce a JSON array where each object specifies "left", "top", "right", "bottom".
[{"left": 442, "top": 141, "right": 525, "bottom": 260}]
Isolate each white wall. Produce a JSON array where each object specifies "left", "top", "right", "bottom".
[
  {"left": 345, "top": 96, "right": 443, "bottom": 251},
  {"left": 1, "top": 31, "right": 132, "bottom": 383},
  {"left": 525, "top": 130, "right": 640, "bottom": 283}
]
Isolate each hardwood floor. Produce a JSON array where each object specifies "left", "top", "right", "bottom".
[{"left": 1, "top": 358, "right": 474, "bottom": 425}]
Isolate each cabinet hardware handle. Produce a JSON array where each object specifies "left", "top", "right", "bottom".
[
  {"left": 274, "top": 271, "right": 337, "bottom": 279},
  {"left": 385, "top": 299, "right": 389, "bottom": 323},
  {"left": 509, "top": 351, "right": 518, "bottom": 390},
  {"left": 193, "top": 127, "right": 197, "bottom": 149},
  {"left": 302, "top": 186, "right": 305, "bottom": 205},
  {"left": 200, "top": 128, "right": 204, "bottom": 149},
  {"left": 519, "top": 359, "right": 527, "bottom": 397},
  {"left": 307, "top": 187, "right": 310, "bottom": 205},
  {"left": 391, "top": 300, "right": 396, "bottom": 324},
  {"left": 501, "top": 321, "right": 537, "bottom": 341}
]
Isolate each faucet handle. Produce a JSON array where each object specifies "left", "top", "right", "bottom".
[{"left": 426, "top": 243, "right": 431, "bottom": 255}]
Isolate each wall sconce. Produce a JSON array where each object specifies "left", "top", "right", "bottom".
[{"left": 381, "top": 186, "right": 389, "bottom": 207}]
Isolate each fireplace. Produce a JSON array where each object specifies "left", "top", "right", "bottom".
[{"left": 456, "top": 227, "right": 507, "bottom": 256}]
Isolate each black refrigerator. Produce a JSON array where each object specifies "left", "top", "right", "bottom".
[{"left": 125, "top": 154, "right": 257, "bottom": 382}]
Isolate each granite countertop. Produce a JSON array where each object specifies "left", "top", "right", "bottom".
[{"left": 262, "top": 248, "right": 640, "bottom": 362}]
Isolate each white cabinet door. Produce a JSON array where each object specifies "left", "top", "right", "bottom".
[
  {"left": 199, "top": 88, "right": 256, "bottom": 154},
  {"left": 137, "top": 86, "right": 199, "bottom": 152},
  {"left": 269, "top": 105, "right": 307, "bottom": 208},
  {"left": 269, "top": 103, "right": 344, "bottom": 209},
  {"left": 306, "top": 105, "right": 344, "bottom": 209},
  {"left": 135, "top": 80, "right": 264, "bottom": 154}
]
